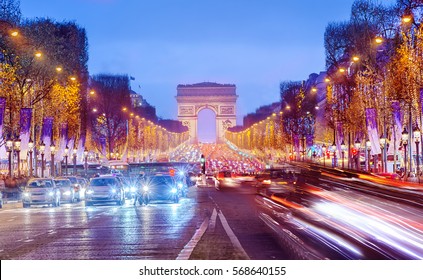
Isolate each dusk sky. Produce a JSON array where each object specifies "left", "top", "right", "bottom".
[{"left": 20, "top": 0, "right": 396, "bottom": 127}]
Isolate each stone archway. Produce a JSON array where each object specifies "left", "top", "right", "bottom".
[{"left": 176, "top": 82, "right": 238, "bottom": 143}]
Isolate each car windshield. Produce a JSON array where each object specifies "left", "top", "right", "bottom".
[
  {"left": 64, "top": 177, "right": 77, "bottom": 184},
  {"left": 149, "top": 176, "right": 174, "bottom": 187},
  {"left": 90, "top": 178, "right": 117, "bottom": 186},
  {"left": 54, "top": 180, "right": 71, "bottom": 187},
  {"left": 27, "top": 180, "right": 53, "bottom": 188}
]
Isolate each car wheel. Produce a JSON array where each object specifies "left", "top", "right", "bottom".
[
  {"left": 23, "top": 203, "right": 30, "bottom": 208},
  {"left": 143, "top": 197, "right": 149, "bottom": 205}
]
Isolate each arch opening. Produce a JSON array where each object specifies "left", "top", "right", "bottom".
[{"left": 197, "top": 108, "right": 216, "bottom": 143}]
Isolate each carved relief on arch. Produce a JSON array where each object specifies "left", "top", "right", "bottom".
[
  {"left": 182, "top": 121, "right": 191, "bottom": 129},
  {"left": 195, "top": 104, "right": 218, "bottom": 115},
  {"left": 222, "top": 119, "right": 233, "bottom": 130}
]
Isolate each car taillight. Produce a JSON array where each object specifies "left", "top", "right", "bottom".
[{"left": 263, "top": 179, "right": 271, "bottom": 185}]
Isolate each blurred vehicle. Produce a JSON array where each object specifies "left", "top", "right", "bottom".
[
  {"left": 54, "top": 178, "right": 76, "bottom": 203},
  {"left": 136, "top": 174, "right": 180, "bottom": 205},
  {"left": 254, "top": 168, "right": 297, "bottom": 191},
  {"left": 59, "top": 176, "right": 83, "bottom": 201},
  {"left": 85, "top": 176, "right": 125, "bottom": 206},
  {"left": 22, "top": 178, "right": 61, "bottom": 208},
  {"left": 376, "top": 172, "right": 401, "bottom": 180},
  {"left": 215, "top": 170, "right": 236, "bottom": 188}
]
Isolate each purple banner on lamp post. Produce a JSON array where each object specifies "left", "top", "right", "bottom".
[
  {"left": 56, "top": 122, "right": 68, "bottom": 160},
  {"left": 41, "top": 117, "right": 54, "bottom": 161},
  {"left": 0, "top": 98, "right": 6, "bottom": 159},
  {"left": 365, "top": 108, "right": 381, "bottom": 155},
  {"left": 387, "top": 101, "right": 403, "bottom": 155},
  {"left": 19, "top": 108, "right": 32, "bottom": 160}
]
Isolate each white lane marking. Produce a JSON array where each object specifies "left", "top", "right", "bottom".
[
  {"left": 209, "top": 208, "right": 218, "bottom": 232},
  {"left": 217, "top": 210, "right": 250, "bottom": 260},
  {"left": 176, "top": 215, "right": 210, "bottom": 260}
]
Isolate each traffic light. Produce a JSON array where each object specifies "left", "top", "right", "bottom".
[
  {"left": 169, "top": 169, "right": 175, "bottom": 177},
  {"left": 200, "top": 154, "right": 206, "bottom": 174}
]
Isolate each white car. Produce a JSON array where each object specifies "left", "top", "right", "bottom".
[
  {"left": 22, "top": 179, "right": 61, "bottom": 208},
  {"left": 85, "top": 176, "right": 125, "bottom": 206}
]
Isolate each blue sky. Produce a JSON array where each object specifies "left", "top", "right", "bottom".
[{"left": 20, "top": 0, "right": 395, "bottom": 127}]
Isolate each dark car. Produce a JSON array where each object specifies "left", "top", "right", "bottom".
[
  {"left": 254, "top": 168, "right": 297, "bottom": 190},
  {"left": 22, "top": 178, "right": 61, "bottom": 208},
  {"left": 58, "top": 176, "right": 83, "bottom": 201},
  {"left": 85, "top": 176, "right": 125, "bottom": 206},
  {"left": 136, "top": 174, "right": 180, "bottom": 205},
  {"left": 54, "top": 178, "right": 76, "bottom": 203}
]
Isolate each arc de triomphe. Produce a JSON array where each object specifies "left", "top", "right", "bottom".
[{"left": 176, "top": 82, "right": 238, "bottom": 143}]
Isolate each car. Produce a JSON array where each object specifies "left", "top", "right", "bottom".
[
  {"left": 54, "top": 178, "right": 76, "bottom": 203},
  {"left": 254, "top": 168, "right": 297, "bottom": 191},
  {"left": 136, "top": 174, "right": 180, "bottom": 205},
  {"left": 215, "top": 170, "right": 236, "bottom": 188},
  {"left": 22, "top": 178, "right": 61, "bottom": 208},
  {"left": 58, "top": 176, "right": 83, "bottom": 201},
  {"left": 85, "top": 176, "right": 125, "bottom": 206}
]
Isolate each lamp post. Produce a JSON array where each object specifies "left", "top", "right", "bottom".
[
  {"left": 50, "top": 143, "right": 56, "bottom": 177},
  {"left": 413, "top": 124, "right": 420, "bottom": 182},
  {"left": 322, "top": 144, "right": 327, "bottom": 167},
  {"left": 6, "top": 137, "right": 13, "bottom": 177},
  {"left": 84, "top": 148, "right": 88, "bottom": 177},
  {"left": 366, "top": 139, "right": 371, "bottom": 172},
  {"left": 341, "top": 140, "right": 346, "bottom": 169},
  {"left": 28, "top": 139, "right": 34, "bottom": 177},
  {"left": 14, "top": 138, "right": 21, "bottom": 177},
  {"left": 379, "top": 135, "right": 386, "bottom": 173},
  {"left": 331, "top": 142, "right": 337, "bottom": 167},
  {"left": 40, "top": 142, "right": 45, "bottom": 178},
  {"left": 73, "top": 148, "right": 77, "bottom": 175},
  {"left": 354, "top": 139, "right": 361, "bottom": 170},
  {"left": 64, "top": 146, "right": 69, "bottom": 176},
  {"left": 402, "top": 127, "right": 409, "bottom": 179}
]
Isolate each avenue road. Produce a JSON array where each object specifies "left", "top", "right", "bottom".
[{"left": 0, "top": 182, "right": 287, "bottom": 260}]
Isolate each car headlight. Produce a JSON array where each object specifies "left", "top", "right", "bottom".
[
  {"left": 64, "top": 191, "right": 71, "bottom": 196},
  {"left": 125, "top": 187, "right": 130, "bottom": 192},
  {"left": 86, "top": 189, "right": 94, "bottom": 195},
  {"left": 111, "top": 188, "right": 117, "bottom": 194},
  {"left": 171, "top": 188, "right": 177, "bottom": 194},
  {"left": 177, "top": 183, "right": 183, "bottom": 188},
  {"left": 142, "top": 185, "right": 149, "bottom": 192},
  {"left": 48, "top": 191, "right": 54, "bottom": 196},
  {"left": 130, "top": 186, "right": 137, "bottom": 193},
  {"left": 24, "top": 192, "right": 31, "bottom": 197}
]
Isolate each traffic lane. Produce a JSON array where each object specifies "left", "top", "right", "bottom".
[
  {"left": 195, "top": 182, "right": 291, "bottom": 260},
  {"left": 256, "top": 177, "right": 423, "bottom": 259},
  {"left": 0, "top": 189, "right": 212, "bottom": 260}
]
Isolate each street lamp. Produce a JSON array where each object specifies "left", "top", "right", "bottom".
[
  {"left": 413, "top": 124, "right": 420, "bottom": 181},
  {"left": 84, "top": 148, "right": 89, "bottom": 177},
  {"left": 331, "top": 142, "right": 337, "bottom": 167},
  {"left": 40, "top": 142, "right": 45, "bottom": 178},
  {"left": 354, "top": 139, "right": 361, "bottom": 170},
  {"left": 322, "top": 144, "right": 327, "bottom": 167},
  {"left": 6, "top": 137, "right": 13, "bottom": 177},
  {"left": 14, "top": 138, "right": 21, "bottom": 177},
  {"left": 64, "top": 146, "right": 69, "bottom": 176},
  {"left": 366, "top": 139, "right": 372, "bottom": 172},
  {"left": 402, "top": 127, "right": 409, "bottom": 179},
  {"left": 379, "top": 134, "right": 386, "bottom": 173},
  {"left": 50, "top": 143, "right": 56, "bottom": 177},
  {"left": 73, "top": 148, "right": 77, "bottom": 175},
  {"left": 341, "top": 140, "right": 347, "bottom": 169},
  {"left": 28, "top": 139, "right": 34, "bottom": 177}
]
